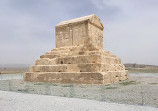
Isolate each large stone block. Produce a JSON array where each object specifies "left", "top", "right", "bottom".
[{"left": 24, "top": 72, "right": 110, "bottom": 84}]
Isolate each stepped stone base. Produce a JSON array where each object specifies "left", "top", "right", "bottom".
[{"left": 24, "top": 44, "right": 128, "bottom": 84}]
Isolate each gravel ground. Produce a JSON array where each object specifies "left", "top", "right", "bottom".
[
  {"left": 0, "top": 75, "right": 158, "bottom": 107},
  {"left": 0, "top": 91, "right": 158, "bottom": 111}
]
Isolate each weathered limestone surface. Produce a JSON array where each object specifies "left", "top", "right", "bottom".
[{"left": 24, "top": 14, "right": 128, "bottom": 84}]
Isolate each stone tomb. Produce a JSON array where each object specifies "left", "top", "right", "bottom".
[{"left": 24, "top": 14, "right": 128, "bottom": 84}]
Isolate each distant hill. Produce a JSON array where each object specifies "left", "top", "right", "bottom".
[
  {"left": 124, "top": 63, "right": 158, "bottom": 69},
  {"left": 0, "top": 64, "right": 30, "bottom": 71}
]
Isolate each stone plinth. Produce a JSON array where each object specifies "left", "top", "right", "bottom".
[{"left": 24, "top": 14, "right": 128, "bottom": 84}]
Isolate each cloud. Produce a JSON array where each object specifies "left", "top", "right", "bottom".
[{"left": 0, "top": 0, "right": 158, "bottom": 65}]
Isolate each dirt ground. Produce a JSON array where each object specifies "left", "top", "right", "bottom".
[{"left": 0, "top": 75, "right": 158, "bottom": 107}]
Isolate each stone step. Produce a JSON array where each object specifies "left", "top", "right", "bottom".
[
  {"left": 50, "top": 45, "right": 84, "bottom": 52},
  {"left": 24, "top": 71, "right": 128, "bottom": 84},
  {"left": 36, "top": 55, "right": 119, "bottom": 65},
  {"left": 24, "top": 72, "right": 107, "bottom": 84},
  {"left": 41, "top": 54, "right": 116, "bottom": 59},
  {"left": 30, "top": 63, "right": 125, "bottom": 73},
  {"left": 40, "top": 54, "right": 60, "bottom": 59},
  {"left": 46, "top": 50, "right": 116, "bottom": 58}
]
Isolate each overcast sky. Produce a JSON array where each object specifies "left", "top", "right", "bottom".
[{"left": 0, "top": 0, "right": 158, "bottom": 65}]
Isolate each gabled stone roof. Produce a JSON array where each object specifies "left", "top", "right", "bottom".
[{"left": 56, "top": 14, "right": 104, "bottom": 29}]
